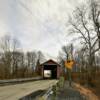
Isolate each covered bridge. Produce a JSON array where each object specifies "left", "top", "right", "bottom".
[{"left": 38, "top": 59, "right": 62, "bottom": 79}]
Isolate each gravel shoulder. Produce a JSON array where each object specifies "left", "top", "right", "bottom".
[{"left": 48, "top": 81, "right": 99, "bottom": 100}]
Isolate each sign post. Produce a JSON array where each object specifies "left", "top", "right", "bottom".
[{"left": 65, "top": 60, "right": 74, "bottom": 86}]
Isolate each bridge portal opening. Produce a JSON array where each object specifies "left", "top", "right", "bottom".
[{"left": 43, "top": 65, "right": 57, "bottom": 79}]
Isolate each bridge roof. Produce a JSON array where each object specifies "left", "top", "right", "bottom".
[{"left": 40, "top": 59, "right": 60, "bottom": 66}]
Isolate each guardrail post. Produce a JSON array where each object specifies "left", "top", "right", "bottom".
[
  {"left": 58, "top": 76, "right": 65, "bottom": 89},
  {"left": 51, "top": 85, "right": 57, "bottom": 100}
]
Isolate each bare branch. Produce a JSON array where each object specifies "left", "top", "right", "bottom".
[
  {"left": 92, "top": 48, "right": 100, "bottom": 54},
  {"left": 70, "top": 22, "right": 89, "bottom": 44},
  {"left": 91, "top": 38, "right": 98, "bottom": 49}
]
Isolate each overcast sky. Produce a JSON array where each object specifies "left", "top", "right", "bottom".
[{"left": 0, "top": 0, "right": 84, "bottom": 58}]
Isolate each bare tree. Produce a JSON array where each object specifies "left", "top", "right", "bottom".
[
  {"left": 57, "top": 44, "right": 74, "bottom": 78},
  {"left": 0, "top": 35, "right": 21, "bottom": 79},
  {"left": 0, "top": 35, "right": 12, "bottom": 78},
  {"left": 90, "top": 0, "right": 100, "bottom": 48},
  {"left": 35, "top": 51, "right": 45, "bottom": 75},
  {"left": 68, "top": 0, "right": 100, "bottom": 84},
  {"left": 37, "top": 51, "right": 45, "bottom": 63},
  {"left": 0, "top": 35, "right": 45, "bottom": 79},
  {"left": 26, "top": 51, "right": 37, "bottom": 76},
  {"left": 17, "top": 52, "right": 26, "bottom": 78},
  {"left": 69, "top": 0, "right": 100, "bottom": 62},
  {"left": 12, "top": 51, "right": 24, "bottom": 78},
  {"left": 11, "top": 38, "right": 21, "bottom": 78},
  {"left": 60, "top": 44, "right": 74, "bottom": 60}
]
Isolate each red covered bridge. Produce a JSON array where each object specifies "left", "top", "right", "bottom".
[{"left": 37, "top": 59, "right": 62, "bottom": 79}]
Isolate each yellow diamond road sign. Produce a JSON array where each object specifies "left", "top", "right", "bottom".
[{"left": 65, "top": 60, "right": 74, "bottom": 69}]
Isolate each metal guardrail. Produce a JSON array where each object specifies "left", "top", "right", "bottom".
[
  {"left": 42, "top": 87, "right": 53, "bottom": 99},
  {"left": 38, "top": 80, "right": 58, "bottom": 100},
  {"left": 0, "top": 77, "right": 42, "bottom": 85}
]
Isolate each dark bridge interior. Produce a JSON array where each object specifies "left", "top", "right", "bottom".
[{"left": 43, "top": 65, "right": 57, "bottom": 79}]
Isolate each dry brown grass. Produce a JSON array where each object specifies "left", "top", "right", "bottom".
[
  {"left": 72, "top": 72, "right": 100, "bottom": 99},
  {"left": 89, "top": 72, "right": 100, "bottom": 99},
  {"left": 74, "top": 83, "right": 99, "bottom": 100}
]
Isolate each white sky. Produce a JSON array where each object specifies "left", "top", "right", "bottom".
[{"left": 0, "top": 0, "right": 84, "bottom": 58}]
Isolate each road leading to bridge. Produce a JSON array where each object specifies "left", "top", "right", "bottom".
[{"left": 0, "top": 80, "right": 57, "bottom": 100}]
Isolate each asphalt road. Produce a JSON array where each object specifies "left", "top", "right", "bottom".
[{"left": 0, "top": 80, "right": 57, "bottom": 100}]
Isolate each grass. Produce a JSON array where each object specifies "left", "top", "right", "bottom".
[{"left": 73, "top": 72, "right": 100, "bottom": 99}]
